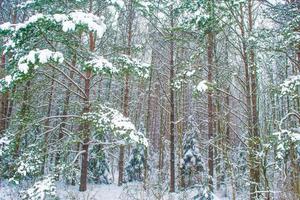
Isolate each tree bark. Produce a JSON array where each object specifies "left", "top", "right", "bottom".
[
  {"left": 169, "top": 4, "right": 176, "bottom": 193},
  {"left": 118, "top": 0, "right": 133, "bottom": 186},
  {"left": 207, "top": 26, "right": 214, "bottom": 192},
  {"left": 0, "top": 52, "right": 8, "bottom": 134},
  {"left": 248, "top": 1, "right": 260, "bottom": 199},
  {"left": 41, "top": 70, "right": 55, "bottom": 174},
  {"left": 206, "top": 0, "right": 215, "bottom": 192},
  {"left": 79, "top": 27, "right": 94, "bottom": 191}
]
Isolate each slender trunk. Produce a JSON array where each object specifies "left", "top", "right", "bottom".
[
  {"left": 79, "top": 27, "right": 94, "bottom": 191},
  {"left": 143, "top": 66, "right": 153, "bottom": 189},
  {"left": 118, "top": 0, "right": 133, "bottom": 186},
  {"left": 0, "top": 52, "right": 8, "bottom": 133},
  {"left": 41, "top": 71, "right": 55, "bottom": 174},
  {"left": 55, "top": 55, "right": 76, "bottom": 180},
  {"left": 158, "top": 97, "right": 165, "bottom": 176},
  {"left": 169, "top": 5, "right": 176, "bottom": 193},
  {"left": 248, "top": 1, "right": 260, "bottom": 199},
  {"left": 6, "top": 87, "right": 15, "bottom": 129},
  {"left": 14, "top": 81, "right": 31, "bottom": 159},
  {"left": 207, "top": 12, "right": 214, "bottom": 192},
  {"left": 79, "top": 69, "right": 91, "bottom": 191},
  {"left": 216, "top": 98, "right": 221, "bottom": 190},
  {"left": 238, "top": 2, "right": 260, "bottom": 198}
]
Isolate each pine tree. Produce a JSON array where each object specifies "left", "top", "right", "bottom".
[
  {"left": 180, "top": 117, "right": 203, "bottom": 188},
  {"left": 89, "top": 144, "right": 111, "bottom": 184},
  {"left": 125, "top": 145, "right": 145, "bottom": 182}
]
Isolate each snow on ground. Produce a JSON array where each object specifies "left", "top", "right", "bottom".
[
  {"left": 58, "top": 184, "right": 123, "bottom": 200},
  {"left": 0, "top": 181, "right": 230, "bottom": 200}
]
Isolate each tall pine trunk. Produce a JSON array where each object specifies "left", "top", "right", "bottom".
[
  {"left": 248, "top": 1, "right": 260, "bottom": 199},
  {"left": 0, "top": 53, "right": 8, "bottom": 133},
  {"left": 169, "top": 4, "right": 176, "bottom": 193},
  {"left": 118, "top": 0, "right": 133, "bottom": 186},
  {"left": 207, "top": 0, "right": 215, "bottom": 192},
  {"left": 79, "top": 14, "right": 94, "bottom": 190}
]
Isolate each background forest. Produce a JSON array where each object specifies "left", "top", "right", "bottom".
[{"left": 0, "top": 0, "right": 299, "bottom": 199}]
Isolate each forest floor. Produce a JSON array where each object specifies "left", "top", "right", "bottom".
[{"left": 0, "top": 180, "right": 231, "bottom": 200}]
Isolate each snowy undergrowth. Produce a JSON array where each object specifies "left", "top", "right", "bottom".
[
  {"left": 0, "top": 181, "right": 230, "bottom": 200},
  {"left": 0, "top": 181, "right": 229, "bottom": 200}
]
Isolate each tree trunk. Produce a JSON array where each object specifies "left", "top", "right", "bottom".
[
  {"left": 118, "top": 0, "right": 133, "bottom": 186},
  {"left": 207, "top": 3, "right": 214, "bottom": 190},
  {"left": 79, "top": 29, "right": 94, "bottom": 191},
  {"left": 169, "top": 5, "right": 176, "bottom": 193},
  {"left": 41, "top": 71, "right": 55, "bottom": 174},
  {"left": 0, "top": 52, "right": 8, "bottom": 134},
  {"left": 248, "top": 1, "right": 260, "bottom": 199},
  {"left": 55, "top": 54, "right": 76, "bottom": 180},
  {"left": 143, "top": 66, "right": 153, "bottom": 189}
]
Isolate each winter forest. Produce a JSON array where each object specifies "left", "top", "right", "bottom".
[{"left": 0, "top": 0, "right": 299, "bottom": 199}]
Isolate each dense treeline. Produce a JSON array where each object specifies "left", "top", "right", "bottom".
[{"left": 0, "top": 0, "right": 299, "bottom": 199}]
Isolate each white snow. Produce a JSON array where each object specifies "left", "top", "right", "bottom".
[
  {"left": 17, "top": 49, "right": 64, "bottom": 73},
  {"left": 86, "top": 56, "right": 117, "bottom": 74},
  {"left": 0, "top": 137, "right": 10, "bottom": 145},
  {"left": 18, "top": 63, "right": 29, "bottom": 74},
  {"left": 0, "top": 22, "right": 13, "bottom": 31},
  {"left": 24, "top": 176, "right": 56, "bottom": 200},
  {"left": 17, "top": 0, "right": 35, "bottom": 8},
  {"left": 291, "top": 133, "right": 300, "bottom": 141},
  {"left": 0, "top": 11, "right": 107, "bottom": 42},
  {"left": 16, "top": 13, "right": 45, "bottom": 30},
  {"left": 38, "top": 49, "right": 53, "bottom": 64},
  {"left": 58, "top": 184, "right": 123, "bottom": 200},
  {"left": 69, "top": 11, "right": 107, "bottom": 38},
  {"left": 26, "top": 50, "right": 36, "bottom": 63},
  {"left": 0, "top": 136, "right": 10, "bottom": 156},
  {"left": 196, "top": 80, "right": 208, "bottom": 92},
  {"left": 280, "top": 75, "right": 300, "bottom": 95},
  {"left": 62, "top": 20, "right": 76, "bottom": 32},
  {"left": 186, "top": 69, "right": 195, "bottom": 77},
  {"left": 111, "top": 0, "right": 125, "bottom": 8},
  {"left": 115, "top": 54, "right": 150, "bottom": 78},
  {"left": 4, "top": 75, "right": 12, "bottom": 85},
  {"left": 83, "top": 106, "right": 148, "bottom": 146},
  {"left": 53, "top": 14, "right": 68, "bottom": 22},
  {"left": 0, "top": 181, "right": 235, "bottom": 200},
  {"left": 0, "top": 49, "right": 64, "bottom": 92}
]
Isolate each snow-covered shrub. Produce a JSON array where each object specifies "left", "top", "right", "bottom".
[
  {"left": 180, "top": 118, "right": 203, "bottom": 187},
  {"left": 89, "top": 145, "right": 112, "bottom": 184},
  {"left": 0, "top": 136, "right": 10, "bottom": 156},
  {"left": 22, "top": 176, "right": 56, "bottom": 200},
  {"left": 9, "top": 144, "right": 44, "bottom": 184},
  {"left": 125, "top": 124, "right": 147, "bottom": 182},
  {"left": 125, "top": 145, "right": 145, "bottom": 182},
  {"left": 273, "top": 128, "right": 300, "bottom": 163},
  {"left": 280, "top": 75, "right": 300, "bottom": 96},
  {"left": 193, "top": 183, "right": 215, "bottom": 200}
]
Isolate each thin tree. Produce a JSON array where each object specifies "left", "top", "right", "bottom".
[{"left": 118, "top": 0, "right": 134, "bottom": 186}]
